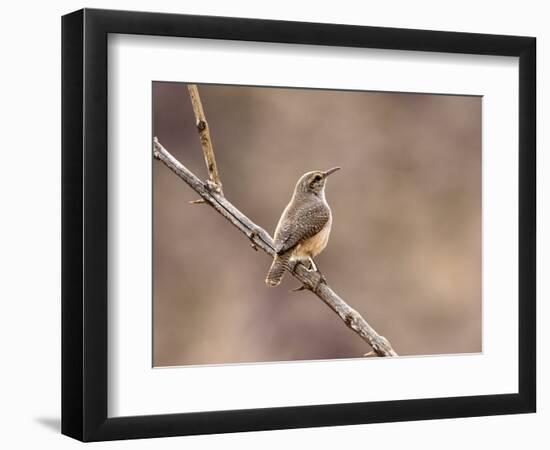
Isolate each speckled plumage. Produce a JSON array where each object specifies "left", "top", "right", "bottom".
[
  {"left": 266, "top": 168, "right": 339, "bottom": 287},
  {"left": 274, "top": 199, "right": 331, "bottom": 255}
]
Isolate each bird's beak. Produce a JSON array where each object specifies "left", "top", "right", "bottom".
[{"left": 323, "top": 167, "right": 341, "bottom": 177}]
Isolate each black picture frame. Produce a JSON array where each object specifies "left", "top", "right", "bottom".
[{"left": 62, "top": 8, "right": 536, "bottom": 442}]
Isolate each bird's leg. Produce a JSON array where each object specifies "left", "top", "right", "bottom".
[
  {"left": 307, "top": 257, "right": 317, "bottom": 272},
  {"left": 305, "top": 257, "right": 327, "bottom": 291},
  {"left": 308, "top": 257, "right": 326, "bottom": 280},
  {"left": 289, "top": 258, "right": 326, "bottom": 292}
]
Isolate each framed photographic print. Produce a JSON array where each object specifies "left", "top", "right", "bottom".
[{"left": 61, "top": 8, "right": 536, "bottom": 442}]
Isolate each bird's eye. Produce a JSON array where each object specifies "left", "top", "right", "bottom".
[{"left": 313, "top": 175, "right": 322, "bottom": 182}]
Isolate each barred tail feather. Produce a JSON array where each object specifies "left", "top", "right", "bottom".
[{"left": 265, "top": 253, "right": 291, "bottom": 287}]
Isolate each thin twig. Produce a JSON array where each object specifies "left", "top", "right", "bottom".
[
  {"left": 153, "top": 137, "right": 398, "bottom": 357},
  {"left": 187, "top": 84, "right": 223, "bottom": 196}
]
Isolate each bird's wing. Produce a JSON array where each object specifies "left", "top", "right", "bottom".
[{"left": 274, "top": 202, "right": 330, "bottom": 255}]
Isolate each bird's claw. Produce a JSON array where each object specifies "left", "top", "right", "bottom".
[
  {"left": 313, "top": 271, "right": 327, "bottom": 292},
  {"left": 291, "top": 271, "right": 326, "bottom": 293}
]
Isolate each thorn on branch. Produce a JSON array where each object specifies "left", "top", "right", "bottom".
[
  {"left": 190, "top": 199, "right": 206, "bottom": 204},
  {"left": 290, "top": 285, "right": 308, "bottom": 292}
]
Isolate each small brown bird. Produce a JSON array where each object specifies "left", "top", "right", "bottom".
[{"left": 265, "top": 167, "right": 341, "bottom": 287}]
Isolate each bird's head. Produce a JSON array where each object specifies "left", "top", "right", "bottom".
[{"left": 295, "top": 167, "right": 341, "bottom": 197}]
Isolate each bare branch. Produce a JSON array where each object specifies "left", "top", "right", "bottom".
[
  {"left": 187, "top": 84, "right": 223, "bottom": 195},
  {"left": 153, "top": 137, "right": 398, "bottom": 357}
]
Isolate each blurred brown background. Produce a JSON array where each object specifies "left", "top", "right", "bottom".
[{"left": 153, "top": 83, "right": 481, "bottom": 367}]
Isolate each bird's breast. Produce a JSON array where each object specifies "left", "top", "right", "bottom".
[{"left": 293, "top": 214, "right": 332, "bottom": 259}]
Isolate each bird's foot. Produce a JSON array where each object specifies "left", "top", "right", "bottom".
[
  {"left": 289, "top": 260, "right": 300, "bottom": 274},
  {"left": 289, "top": 259, "right": 326, "bottom": 292},
  {"left": 313, "top": 271, "right": 327, "bottom": 292}
]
